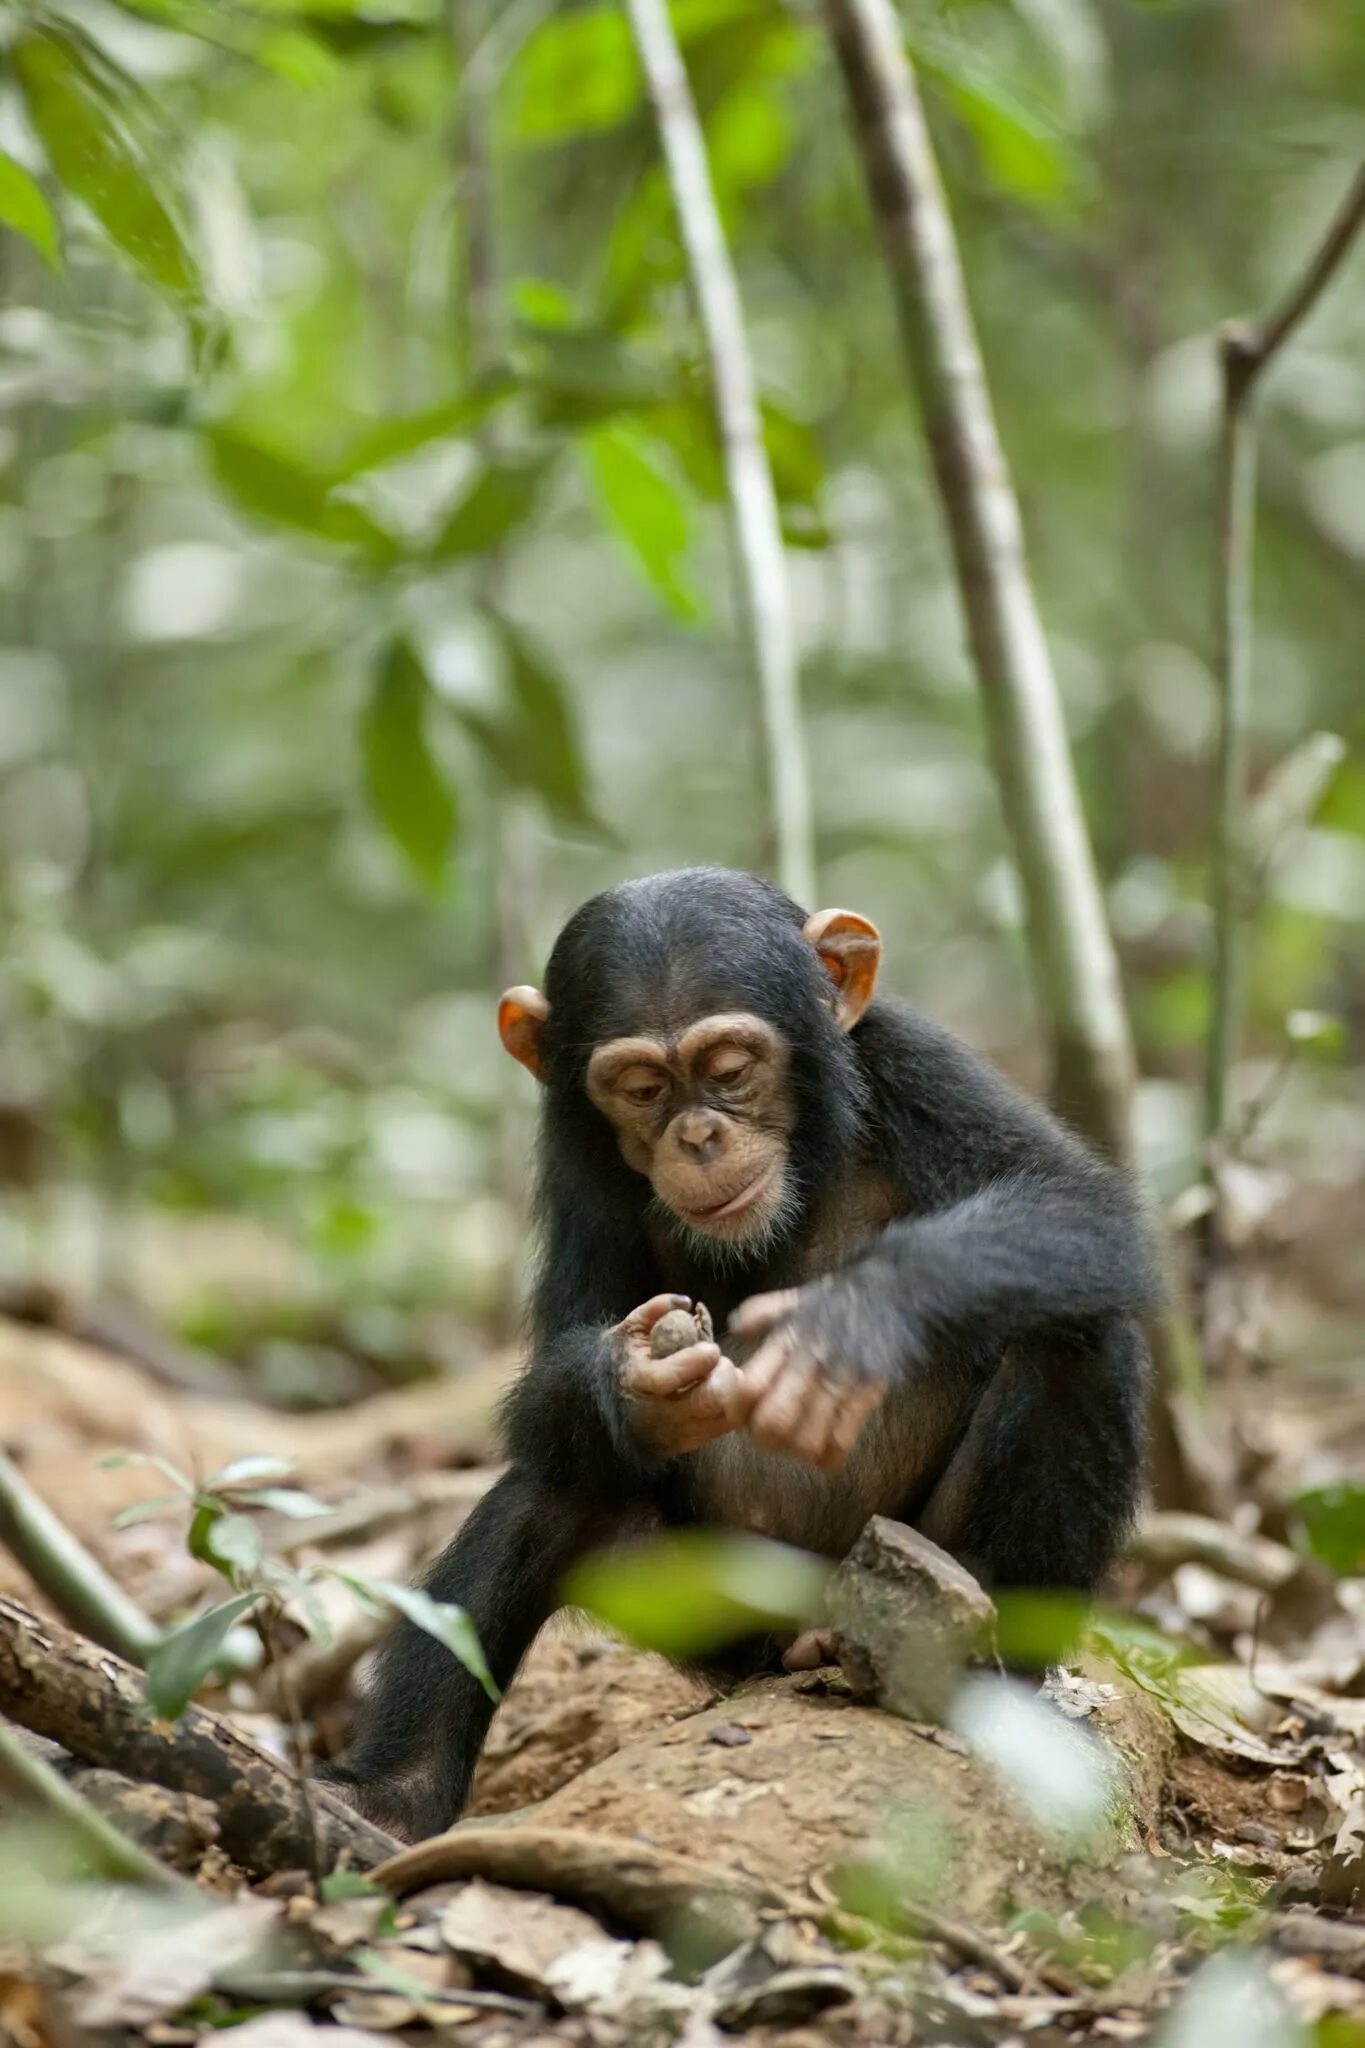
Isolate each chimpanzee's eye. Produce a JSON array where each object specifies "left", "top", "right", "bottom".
[
  {"left": 616, "top": 1066, "right": 669, "bottom": 1108},
  {"left": 708, "top": 1057, "right": 753, "bottom": 1090}
]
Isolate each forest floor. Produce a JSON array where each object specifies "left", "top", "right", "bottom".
[{"left": 2, "top": 1214, "right": 1365, "bottom": 2048}]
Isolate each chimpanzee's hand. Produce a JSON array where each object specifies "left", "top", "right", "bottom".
[
  {"left": 613, "top": 1295, "right": 747, "bottom": 1458},
  {"left": 728, "top": 1278, "right": 901, "bottom": 1470}
]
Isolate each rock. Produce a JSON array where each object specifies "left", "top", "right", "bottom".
[{"left": 826, "top": 1517, "right": 996, "bottom": 1722}]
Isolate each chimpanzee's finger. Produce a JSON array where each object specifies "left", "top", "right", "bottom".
[
  {"left": 748, "top": 1360, "right": 816, "bottom": 1454},
  {"left": 728, "top": 1288, "right": 801, "bottom": 1343},
  {"left": 786, "top": 1382, "right": 841, "bottom": 1466},
  {"left": 627, "top": 1341, "right": 720, "bottom": 1396},
  {"left": 730, "top": 1326, "right": 798, "bottom": 1418},
  {"left": 783, "top": 1628, "right": 838, "bottom": 1672},
  {"left": 827, "top": 1382, "right": 885, "bottom": 1464},
  {"left": 624, "top": 1294, "right": 692, "bottom": 1338},
  {"left": 690, "top": 1356, "right": 746, "bottom": 1425}
]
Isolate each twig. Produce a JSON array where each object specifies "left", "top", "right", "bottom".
[
  {"left": 823, "top": 0, "right": 1135, "bottom": 1162},
  {"left": 259, "top": 1602, "right": 324, "bottom": 1895},
  {"left": 1204, "top": 162, "right": 1365, "bottom": 1157},
  {"left": 0, "top": 1447, "right": 159, "bottom": 1665},
  {"left": 256, "top": 1607, "right": 387, "bottom": 1717},
  {"left": 0, "top": 1714, "right": 179, "bottom": 1889},
  {"left": 623, "top": 0, "right": 815, "bottom": 905},
  {"left": 898, "top": 1896, "right": 1077, "bottom": 1996},
  {"left": 214, "top": 1967, "right": 537, "bottom": 2016}
]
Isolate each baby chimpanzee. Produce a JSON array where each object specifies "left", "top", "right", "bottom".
[{"left": 328, "top": 867, "right": 1156, "bottom": 1838}]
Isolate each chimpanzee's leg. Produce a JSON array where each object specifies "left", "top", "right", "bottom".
[
  {"left": 324, "top": 1466, "right": 626, "bottom": 1840},
  {"left": 917, "top": 1319, "right": 1147, "bottom": 1591}
]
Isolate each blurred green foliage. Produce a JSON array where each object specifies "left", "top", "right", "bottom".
[{"left": 0, "top": 0, "right": 1359, "bottom": 1370}]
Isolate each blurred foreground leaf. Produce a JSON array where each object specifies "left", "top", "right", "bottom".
[
  {"left": 1158, "top": 1950, "right": 1301, "bottom": 2048},
  {"left": 565, "top": 1528, "right": 830, "bottom": 1659},
  {"left": 950, "top": 1675, "right": 1113, "bottom": 1842},
  {"left": 0, "top": 152, "right": 61, "bottom": 272},
  {"left": 362, "top": 639, "right": 458, "bottom": 890},
  {"left": 13, "top": 25, "right": 201, "bottom": 301}
]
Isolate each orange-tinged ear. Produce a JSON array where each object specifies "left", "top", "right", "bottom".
[
  {"left": 803, "top": 909, "right": 881, "bottom": 1031},
  {"left": 498, "top": 985, "right": 550, "bottom": 1081}
]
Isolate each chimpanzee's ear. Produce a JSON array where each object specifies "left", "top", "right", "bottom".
[
  {"left": 802, "top": 910, "right": 881, "bottom": 1031},
  {"left": 498, "top": 986, "right": 550, "bottom": 1081}
]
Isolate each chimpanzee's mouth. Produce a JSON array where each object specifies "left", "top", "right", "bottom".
[{"left": 686, "top": 1166, "right": 774, "bottom": 1223}]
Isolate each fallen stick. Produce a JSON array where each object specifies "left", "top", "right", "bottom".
[{"left": 0, "top": 1594, "right": 399, "bottom": 1879}]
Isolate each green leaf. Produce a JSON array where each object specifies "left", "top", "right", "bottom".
[
  {"left": 1294, "top": 1485, "right": 1365, "bottom": 1577},
  {"left": 203, "top": 1513, "right": 264, "bottom": 1574},
  {"left": 321, "top": 1871, "right": 384, "bottom": 1902},
  {"left": 497, "top": 622, "right": 595, "bottom": 829},
  {"left": 234, "top": 1487, "right": 330, "bottom": 1519},
  {"left": 112, "top": 1492, "right": 186, "bottom": 1529},
  {"left": 333, "top": 376, "right": 517, "bottom": 480},
  {"left": 507, "top": 8, "right": 640, "bottom": 144},
  {"left": 205, "top": 429, "right": 396, "bottom": 555},
  {"left": 145, "top": 1592, "right": 260, "bottom": 1718},
  {"left": 12, "top": 26, "right": 201, "bottom": 301},
  {"left": 362, "top": 639, "right": 458, "bottom": 890},
  {"left": 342, "top": 1572, "right": 498, "bottom": 1702},
  {"left": 211, "top": 1455, "right": 294, "bottom": 1487},
  {"left": 429, "top": 455, "right": 552, "bottom": 561},
  {"left": 566, "top": 1530, "right": 830, "bottom": 1659},
  {"left": 0, "top": 154, "right": 61, "bottom": 272},
  {"left": 1285, "top": 1009, "right": 1346, "bottom": 1058},
  {"left": 584, "top": 423, "right": 700, "bottom": 619},
  {"left": 99, "top": 1452, "right": 193, "bottom": 1494}
]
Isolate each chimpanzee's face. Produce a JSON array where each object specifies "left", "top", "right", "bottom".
[
  {"left": 495, "top": 878, "right": 883, "bottom": 1251},
  {"left": 583, "top": 1011, "right": 795, "bottom": 1246}
]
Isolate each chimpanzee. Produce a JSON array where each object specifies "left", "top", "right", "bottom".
[{"left": 327, "top": 867, "right": 1158, "bottom": 1840}]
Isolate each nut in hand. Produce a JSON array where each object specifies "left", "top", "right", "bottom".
[{"left": 649, "top": 1302, "right": 715, "bottom": 1358}]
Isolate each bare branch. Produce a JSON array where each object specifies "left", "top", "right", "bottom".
[
  {"left": 623, "top": 0, "right": 815, "bottom": 906},
  {"left": 1236, "top": 162, "right": 1365, "bottom": 376},
  {"left": 1204, "top": 161, "right": 1365, "bottom": 1159},
  {"left": 823, "top": 0, "right": 1135, "bottom": 1159}
]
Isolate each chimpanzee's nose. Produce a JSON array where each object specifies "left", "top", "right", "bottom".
[{"left": 676, "top": 1110, "right": 724, "bottom": 1163}]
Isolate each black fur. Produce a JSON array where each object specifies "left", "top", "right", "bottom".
[{"left": 326, "top": 868, "right": 1158, "bottom": 1840}]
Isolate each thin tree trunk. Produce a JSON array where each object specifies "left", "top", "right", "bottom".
[
  {"left": 623, "top": 0, "right": 815, "bottom": 907},
  {"left": 1203, "top": 161, "right": 1365, "bottom": 1158},
  {"left": 824, "top": 0, "right": 1134, "bottom": 1160}
]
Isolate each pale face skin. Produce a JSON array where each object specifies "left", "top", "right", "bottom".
[{"left": 497, "top": 909, "right": 885, "bottom": 1488}]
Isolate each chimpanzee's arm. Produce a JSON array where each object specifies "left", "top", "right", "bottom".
[
  {"left": 324, "top": 1467, "right": 614, "bottom": 1839},
  {"left": 328, "top": 1210, "right": 722, "bottom": 1837},
  {"left": 734, "top": 1006, "right": 1161, "bottom": 1388}
]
